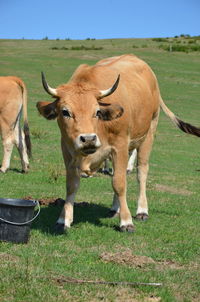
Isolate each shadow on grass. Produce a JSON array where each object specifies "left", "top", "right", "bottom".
[
  {"left": 32, "top": 202, "right": 110, "bottom": 235},
  {"left": 10, "top": 168, "right": 23, "bottom": 173},
  {"left": 0, "top": 168, "right": 23, "bottom": 174}
]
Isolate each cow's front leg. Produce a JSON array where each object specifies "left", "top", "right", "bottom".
[
  {"left": 56, "top": 167, "right": 80, "bottom": 233},
  {"left": 112, "top": 148, "right": 134, "bottom": 232}
]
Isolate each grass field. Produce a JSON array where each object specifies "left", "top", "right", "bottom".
[{"left": 0, "top": 37, "right": 200, "bottom": 302}]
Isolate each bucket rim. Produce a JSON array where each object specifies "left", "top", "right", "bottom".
[{"left": 0, "top": 198, "right": 37, "bottom": 207}]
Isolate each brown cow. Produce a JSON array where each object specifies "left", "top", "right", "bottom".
[
  {"left": 0, "top": 76, "right": 31, "bottom": 173},
  {"left": 37, "top": 54, "right": 200, "bottom": 233}
]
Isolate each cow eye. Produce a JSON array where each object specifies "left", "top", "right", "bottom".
[
  {"left": 95, "top": 110, "right": 101, "bottom": 118},
  {"left": 62, "top": 109, "right": 71, "bottom": 118}
]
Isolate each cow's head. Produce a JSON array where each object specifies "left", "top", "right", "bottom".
[{"left": 37, "top": 73, "right": 123, "bottom": 156}]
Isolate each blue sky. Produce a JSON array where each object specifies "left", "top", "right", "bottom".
[{"left": 0, "top": 0, "right": 199, "bottom": 40}]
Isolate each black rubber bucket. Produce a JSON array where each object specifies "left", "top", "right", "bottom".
[{"left": 0, "top": 198, "right": 40, "bottom": 244}]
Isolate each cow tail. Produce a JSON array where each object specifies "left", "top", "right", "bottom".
[
  {"left": 21, "top": 82, "right": 32, "bottom": 158},
  {"left": 159, "top": 96, "right": 200, "bottom": 137}
]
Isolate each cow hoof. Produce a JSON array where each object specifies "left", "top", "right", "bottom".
[
  {"left": 81, "top": 172, "right": 90, "bottom": 178},
  {"left": 103, "top": 170, "right": 110, "bottom": 175},
  {"left": 108, "top": 210, "right": 119, "bottom": 218},
  {"left": 135, "top": 213, "right": 149, "bottom": 221},
  {"left": 53, "top": 223, "right": 67, "bottom": 235},
  {"left": 126, "top": 169, "right": 132, "bottom": 175},
  {"left": 0, "top": 169, "right": 5, "bottom": 173},
  {"left": 120, "top": 224, "right": 135, "bottom": 233}
]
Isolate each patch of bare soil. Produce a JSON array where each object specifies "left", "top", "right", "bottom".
[
  {"left": 100, "top": 249, "right": 184, "bottom": 272},
  {"left": 100, "top": 250, "right": 155, "bottom": 268},
  {"left": 23, "top": 196, "right": 64, "bottom": 206},
  {"left": 23, "top": 196, "right": 61, "bottom": 206},
  {"left": 23, "top": 196, "right": 91, "bottom": 207},
  {"left": 155, "top": 184, "right": 192, "bottom": 196},
  {"left": 156, "top": 259, "right": 183, "bottom": 270},
  {"left": 0, "top": 253, "right": 20, "bottom": 269},
  {"left": 0, "top": 253, "right": 19, "bottom": 263}
]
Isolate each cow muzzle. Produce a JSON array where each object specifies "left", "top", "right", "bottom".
[{"left": 75, "top": 133, "right": 101, "bottom": 155}]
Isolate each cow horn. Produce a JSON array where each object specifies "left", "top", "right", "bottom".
[
  {"left": 99, "top": 74, "right": 120, "bottom": 99},
  {"left": 41, "top": 72, "right": 58, "bottom": 97}
]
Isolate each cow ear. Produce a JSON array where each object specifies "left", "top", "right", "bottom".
[
  {"left": 36, "top": 101, "right": 58, "bottom": 120},
  {"left": 98, "top": 104, "right": 124, "bottom": 121}
]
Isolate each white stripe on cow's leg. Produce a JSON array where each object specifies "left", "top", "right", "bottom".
[
  {"left": 0, "top": 135, "right": 14, "bottom": 173},
  {"left": 14, "top": 123, "right": 29, "bottom": 173},
  {"left": 112, "top": 147, "right": 134, "bottom": 232},
  {"left": 127, "top": 149, "right": 137, "bottom": 174},
  {"left": 135, "top": 113, "right": 159, "bottom": 221}
]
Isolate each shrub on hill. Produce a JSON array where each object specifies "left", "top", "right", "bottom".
[{"left": 50, "top": 45, "right": 103, "bottom": 51}]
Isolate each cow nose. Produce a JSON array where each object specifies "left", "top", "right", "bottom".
[
  {"left": 80, "top": 134, "right": 97, "bottom": 144},
  {"left": 75, "top": 133, "right": 101, "bottom": 154}
]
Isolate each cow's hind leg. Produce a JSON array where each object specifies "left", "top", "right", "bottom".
[
  {"left": 0, "top": 134, "right": 14, "bottom": 173},
  {"left": 14, "top": 123, "right": 29, "bottom": 173},
  {"left": 112, "top": 146, "right": 134, "bottom": 232},
  {"left": 135, "top": 113, "right": 159, "bottom": 220},
  {"left": 127, "top": 149, "right": 137, "bottom": 174},
  {"left": 109, "top": 149, "right": 137, "bottom": 217}
]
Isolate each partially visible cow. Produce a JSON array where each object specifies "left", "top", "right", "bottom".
[
  {"left": 37, "top": 54, "right": 200, "bottom": 233},
  {"left": 81, "top": 149, "right": 137, "bottom": 177},
  {"left": 127, "top": 149, "right": 137, "bottom": 174},
  {"left": 100, "top": 149, "right": 137, "bottom": 175},
  {"left": 0, "top": 76, "right": 31, "bottom": 173}
]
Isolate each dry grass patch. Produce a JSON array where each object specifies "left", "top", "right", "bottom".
[
  {"left": 100, "top": 249, "right": 155, "bottom": 268},
  {"left": 0, "top": 253, "right": 20, "bottom": 265},
  {"left": 156, "top": 259, "right": 183, "bottom": 271},
  {"left": 100, "top": 249, "right": 184, "bottom": 271},
  {"left": 154, "top": 184, "right": 192, "bottom": 196}
]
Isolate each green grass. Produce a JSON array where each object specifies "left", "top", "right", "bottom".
[{"left": 0, "top": 38, "right": 200, "bottom": 301}]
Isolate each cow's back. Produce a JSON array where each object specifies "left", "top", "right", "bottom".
[
  {"left": 95, "top": 54, "right": 160, "bottom": 107},
  {"left": 89, "top": 54, "right": 160, "bottom": 140}
]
